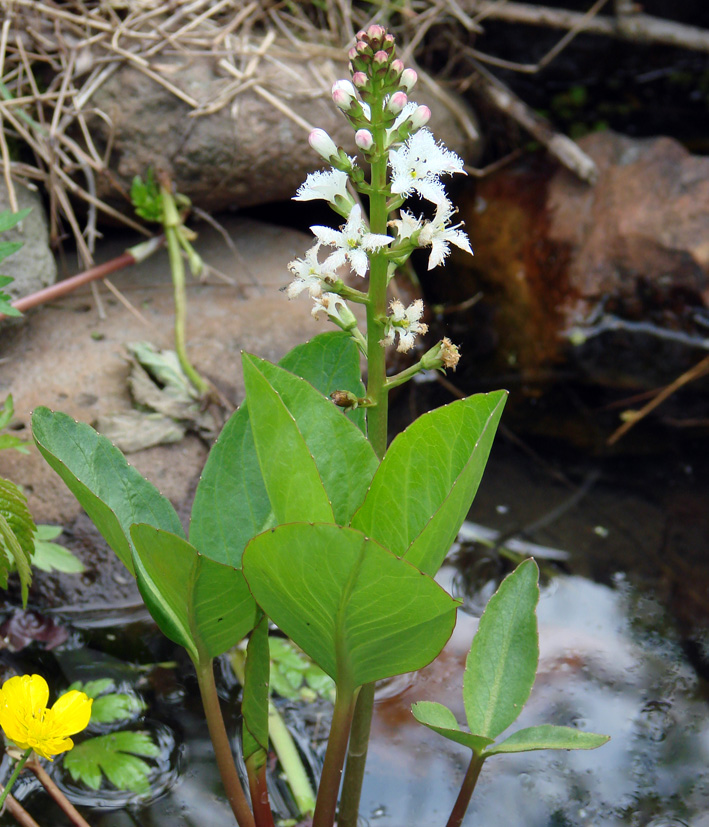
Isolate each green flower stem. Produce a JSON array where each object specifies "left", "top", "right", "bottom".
[
  {"left": 311, "top": 686, "right": 358, "bottom": 827},
  {"left": 0, "top": 748, "right": 31, "bottom": 810},
  {"left": 338, "top": 93, "right": 390, "bottom": 827},
  {"left": 27, "top": 757, "right": 91, "bottom": 827},
  {"left": 267, "top": 703, "right": 316, "bottom": 815},
  {"left": 246, "top": 754, "right": 275, "bottom": 827},
  {"left": 195, "top": 658, "right": 255, "bottom": 827},
  {"left": 383, "top": 359, "right": 426, "bottom": 390},
  {"left": 445, "top": 753, "right": 486, "bottom": 827},
  {"left": 161, "top": 185, "right": 210, "bottom": 397}
]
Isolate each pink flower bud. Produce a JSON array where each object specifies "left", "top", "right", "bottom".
[
  {"left": 366, "top": 24, "right": 386, "bottom": 42},
  {"left": 356, "top": 40, "right": 368, "bottom": 53},
  {"left": 387, "top": 91, "right": 408, "bottom": 114},
  {"left": 352, "top": 71, "right": 367, "bottom": 90},
  {"left": 373, "top": 50, "right": 388, "bottom": 66},
  {"left": 409, "top": 105, "right": 431, "bottom": 130},
  {"left": 400, "top": 68, "right": 418, "bottom": 93},
  {"left": 308, "top": 128, "right": 338, "bottom": 161},
  {"left": 332, "top": 79, "right": 356, "bottom": 111},
  {"left": 355, "top": 29, "right": 367, "bottom": 41},
  {"left": 348, "top": 47, "right": 358, "bottom": 62},
  {"left": 383, "top": 34, "right": 395, "bottom": 51},
  {"left": 390, "top": 59, "right": 404, "bottom": 77},
  {"left": 355, "top": 129, "right": 374, "bottom": 151}
]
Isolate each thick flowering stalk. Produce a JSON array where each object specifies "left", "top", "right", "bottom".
[{"left": 284, "top": 23, "right": 473, "bottom": 827}]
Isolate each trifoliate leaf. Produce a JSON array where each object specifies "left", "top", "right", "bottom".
[
  {"left": 68, "top": 679, "right": 115, "bottom": 699},
  {"left": 130, "top": 170, "right": 163, "bottom": 224},
  {"left": 0, "top": 477, "right": 36, "bottom": 605},
  {"left": 64, "top": 731, "right": 159, "bottom": 794},
  {"left": 32, "top": 525, "right": 85, "bottom": 574}
]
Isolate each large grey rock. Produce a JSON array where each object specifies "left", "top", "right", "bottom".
[
  {"left": 0, "top": 181, "right": 56, "bottom": 302},
  {"left": 83, "top": 51, "right": 479, "bottom": 213}
]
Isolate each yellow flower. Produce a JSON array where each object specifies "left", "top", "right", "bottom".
[{"left": 0, "top": 674, "right": 92, "bottom": 761}]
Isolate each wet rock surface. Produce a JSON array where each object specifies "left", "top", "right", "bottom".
[{"left": 449, "top": 130, "right": 709, "bottom": 390}]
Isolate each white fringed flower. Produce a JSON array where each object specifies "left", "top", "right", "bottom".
[
  {"left": 380, "top": 298, "right": 428, "bottom": 353},
  {"left": 311, "top": 204, "right": 393, "bottom": 277},
  {"left": 311, "top": 292, "right": 355, "bottom": 328},
  {"left": 389, "top": 129, "right": 466, "bottom": 205},
  {"left": 293, "top": 169, "right": 353, "bottom": 210},
  {"left": 286, "top": 245, "right": 336, "bottom": 299},
  {"left": 418, "top": 201, "right": 473, "bottom": 269},
  {"left": 388, "top": 210, "right": 423, "bottom": 243}
]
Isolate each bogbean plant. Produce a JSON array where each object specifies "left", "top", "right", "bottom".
[{"left": 25, "top": 26, "right": 608, "bottom": 827}]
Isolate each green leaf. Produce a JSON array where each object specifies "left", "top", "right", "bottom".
[
  {"left": 464, "top": 559, "right": 540, "bottom": 740},
  {"left": 0, "top": 208, "right": 31, "bottom": 234},
  {"left": 279, "top": 331, "right": 366, "bottom": 432},
  {"left": 411, "top": 701, "right": 494, "bottom": 754},
  {"left": 483, "top": 725, "right": 610, "bottom": 756},
  {"left": 0, "top": 434, "right": 30, "bottom": 453},
  {"left": 130, "top": 524, "right": 259, "bottom": 663},
  {"left": 190, "top": 331, "right": 367, "bottom": 566},
  {"left": 0, "top": 299, "right": 22, "bottom": 317},
  {"left": 91, "top": 693, "right": 146, "bottom": 724},
  {"left": 32, "top": 408, "right": 185, "bottom": 575},
  {"left": 0, "top": 395, "right": 14, "bottom": 430},
  {"left": 243, "top": 353, "right": 378, "bottom": 525},
  {"left": 68, "top": 679, "right": 115, "bottom": 699},
  {"left": 242, "top": 354, "right": 334, "bottom": 525},
  {"left": 242, "top": 614, "right": 270, "bottom": 762},
  {"left": 189, "top": 402, "right": 270, "bottom": 566},
  {"left": 0, "top": 478, "right": 35, "bottom": 605},
  {"left": 32, "top": 525, "right": 85, "bottom": 574},
  {"left": 243, "top": 523, "right": 459, "bottom": 689},
  {"left": 0, "top": 241, "right": 23, "bottom": 261},
  {"left": 64, "top": 731, "right": 159, "bottom": 794},
  {"left": 351, "top": 391, "right": 507, "bottom": 576}
]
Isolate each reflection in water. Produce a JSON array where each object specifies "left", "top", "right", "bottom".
[{"left": 363, "top": 576, "right": 709, "bottom": 827}]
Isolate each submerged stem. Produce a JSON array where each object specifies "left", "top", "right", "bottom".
[
  {"left": 195, "top": 658, "right": 255, "bottom": 827},
  {"left": 445, "top": 753, "right": 486, "bottom": 827},
  {"left": 27, "top": 758, "right": 91, "bottom": 827},
  {"left": 246, "top": 755, "right": 276, "bottom": 827}
]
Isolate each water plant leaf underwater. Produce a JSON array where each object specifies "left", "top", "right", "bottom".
[
  {"left": 0, "top": 674, "right": 92, "bottom": 760},
  {"left": 64, "top": 730, "right": 159, "bottom": 794},
  {"left": 68, "top": 679, "right": 146, "bottom": 725}
]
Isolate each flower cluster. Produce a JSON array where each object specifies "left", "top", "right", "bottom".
[
  {"left": 285, "top": 23, "right": 472, "bottom": 360},
  {"left": 0, "top": 674, "right": 92, "bottom": 761}
]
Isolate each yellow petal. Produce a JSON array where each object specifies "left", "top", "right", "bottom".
[
  {"left": 0, "top": 675, "right": 49, "bottom": 717},
  {"left": 32, "top": 736, "right": 74, "bottom": 761},
  {"left": 49, "top": 691, "right": 93, "bottom": 737}
]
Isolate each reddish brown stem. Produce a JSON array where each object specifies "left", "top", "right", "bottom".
[
  {"left": 1, "top": 235, "right": 164, "bottom": 319},
  {"left": 0, "top": 789, "right": 41, "bottom": 827},
  {"left": 27, "top": 759, "right": 91, "bottom": 827}
]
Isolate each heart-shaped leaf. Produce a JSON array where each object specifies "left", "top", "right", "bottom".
[
  {"left": 130, "top": 524, "right": 259, "bottom": 663},
  {"left": 483, "top": 725, "right": 610, "bottom": 756},
  {"left": 464, "top": 558, "right": 539, "bottom": 739},
  {"left": 351, "top": 391, "right": 506, "bottom": 575},
  {"left": 243, "top": 522, "right": 459, "bottom": 690},
  {"left": 244, "top": 353, "right": 378, "bottom": 525},
  {"left": 411, "top": 701, "right": 493, "bottom": 754},
  {"left": 32, "top": 408, "right": 184, "bottom": 575},
  {"left": 190, "top": 331, "right": 367, "bottom": 565}
]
